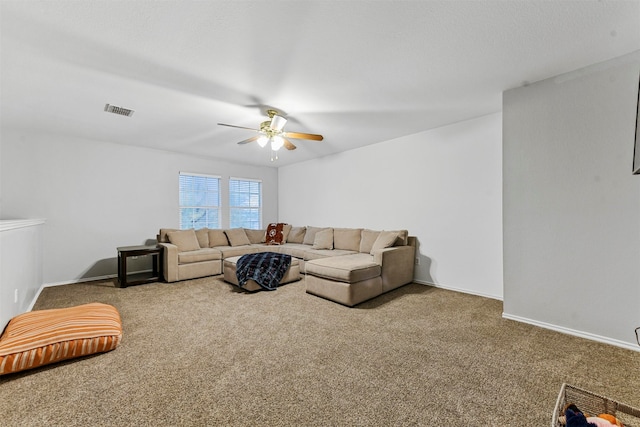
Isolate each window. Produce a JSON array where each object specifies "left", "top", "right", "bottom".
[
  {"left": 229, "top": 178, "right": 262, "bottom": 229},
  {"left": 179, "top": 173, "right": 220, "bottom": 229}
]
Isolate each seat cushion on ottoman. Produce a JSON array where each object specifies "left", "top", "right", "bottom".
[
  {"left": 224, "top": 254, "right": 301, "bottom": 291},
  {"left": 305, "top": 254, "right": 381, "bottom": 283},
  {"left": 0, "top": 302, "right": 123, "bottom": 375}
]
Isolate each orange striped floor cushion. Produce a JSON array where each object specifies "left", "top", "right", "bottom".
[{"left": 0, "top": 302, "right": 122, "bottom": 375}]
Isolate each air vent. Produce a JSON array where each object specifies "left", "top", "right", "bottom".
[{"left": 104, "top": 104, "right": 135, "bottom": 117}]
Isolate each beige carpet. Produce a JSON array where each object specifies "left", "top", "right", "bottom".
[{"left": 1, "top": 276, "right": 639, "bottom": 426}]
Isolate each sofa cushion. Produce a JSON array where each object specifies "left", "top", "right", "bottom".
[
  {"left": 389, "top": 229, "right": 409, "bottom": 246},
  {"left": 370, "top": 231, "right": 400, "bottom": 254},
  {"left": 244, "top": 228, "right": 266, "bottom": 244},
  {"left": 333, "top": 228, "right": 362, "bottom": 251},
  {"left": 305, "top": 254, "right": 381, "bottom": 283},
  {"left": 359, "top": 229, "right": 380, "bottom": 253},
  {"left": 167, "top": 229, "right": 201, "bottom": 252},
  {"left": 0, "top": 303, "right": 122, "bottom": 375},
  {"left": 178, "top": 248, "right": 222, "bottom": 264},
  {"left": 225, "top": 228, "right": 251, "bottom": 247},
  {"left": 306, "top": 249, "right": 358, "bottom": 260},
  {"left": 158, "top": 228, "right": 179, "bottom": 243},
  {"left": 282, "top": 224, "right": 293, "bottom": 241},
  {"left": 312, "top": 229, "right": 334, "bottom": 250},
  {"left": 195, "top": 228, "right": 209, "bottom": 248},
  {"left": 277, "top": 243, "right": 312, "bottom": 259},
  {"left": 216, "top": 245, "right": 263, "bottom": 259},
  {"left": 303, "top": 226, "right": 327, "bottom": 245},
  {"left": 265, "top": 223, "right": 286, "bottom": 245},
  {"left": 208, "top": 229, "right": 229, "bottom": 247},
  {"left": 287, "top": 226, "right": 306, "bottom": 243}
]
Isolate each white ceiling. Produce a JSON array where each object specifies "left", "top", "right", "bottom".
[{"left": 1, "top": 1, "right": 639, "bottom": 167}]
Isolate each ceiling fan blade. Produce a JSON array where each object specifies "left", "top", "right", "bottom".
[
  {"left": 218, "top": 123, "right": 259, "bottom": 131},
  {"left": 237, "top": 136, "right": 259, "bottom": 145},
  {"left": 283, "top": 131, "right": 324, "bottom": 141},
  {"left": 283, "top": 138, "right": 297, "bottom": 150}
]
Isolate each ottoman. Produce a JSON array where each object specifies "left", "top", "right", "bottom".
[
  {"left": 305, "top": 253, "right": 383, "bottom": 306},
  {"left": 224, "top": 254, "right": 301, "bottom": 291}
]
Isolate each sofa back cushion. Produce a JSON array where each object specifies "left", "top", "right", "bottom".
[
  {"left": 195, "top": 228, "right": 209, "bottom": 248},
  {"left": 303, "top": 226, "right": 329, "bottom": 245},
  {"left": 359, "top": 229, "right": 409, "bottom": 252},
  {"left": 389, "top": 229, "right": 409, "bottom": 246},
  {"left": 208, "top": 229, "right": 229, "bottom": 247},
  {"left": 167, "top": 229, "right": 201, "bottom": 252},
  {"left": 312, "top": 228, "right": 334, "bottom": 250},
  {"left": 224, "top": 228, "right": 251, "bottom": 247},
  {"left": 333, "top": 228, "right": 362, "bottom": 251},
  {"left": 282, "top": 224, "right": 293, "bottom": 242},
  {"left": 370, "top": 231, "right": 400, "bottom": 254},
  {"left": 287, "top": 226, "right": 306, "bottom": 243},
  {"left": 244, "top": 228, "right": 266, "bottom": 244},
  {"left": 158, "top": 228, "right": 179, "bottom": 243},
  {"left": 359, "top": 229, "right": 380, "bottom": 253}
]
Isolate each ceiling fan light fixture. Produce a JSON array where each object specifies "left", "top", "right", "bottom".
[
  {"left": 220, "top": 109, "right": 323, "bottom": 160},
  {"left": 271, "top": 135, "right": 284, "bottom": 151},
  {"left": 270, "top": 115, "right": 287, "bottom": 131},
  {"left": 257, "top": 134, "right": 269, "bottom": 147}
]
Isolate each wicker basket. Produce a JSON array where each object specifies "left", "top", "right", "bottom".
[{"left": 552, "top": 383, "right": 640, "bottom": 427}]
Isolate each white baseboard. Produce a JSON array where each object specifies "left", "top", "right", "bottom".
[
  {"left": 413, "top": 279, "right": 503, "bottom": 301},
  {"left": 413, "top": 279, "right": 639, "bottom": 352},
  {"left": 27, "top": 274, "right": 118, "bottom": 312},
  {"left": 502, "top": 312, "right": 640, "bottom": 353},
  {"left": 43, "top": 274, "right": 118, "bottom": 288}
]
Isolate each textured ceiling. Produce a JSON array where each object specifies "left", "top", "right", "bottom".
[{"left": 1, "top": 1, "right": 639, "bottom": 167}]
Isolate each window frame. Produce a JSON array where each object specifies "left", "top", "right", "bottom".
[
  {"left": 178, "top": 172, "right": 221, "bottom": 230},
  {"left": 229, "top": 177, "right": 262, "bottom": 230}
]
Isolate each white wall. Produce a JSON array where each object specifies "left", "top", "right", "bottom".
[
  {"left": 0, "top": 130, "right": 279, "bottom": 285},
  {"left": 503, "top": 51, "right": 640, "bottom": 350},
  {"left": 279, "top": 113, "right": 503, "bottom": 299}
]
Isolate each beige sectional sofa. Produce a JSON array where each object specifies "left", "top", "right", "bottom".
[{"left": 157, "top": 225, "right": 416, "bottom": 306}]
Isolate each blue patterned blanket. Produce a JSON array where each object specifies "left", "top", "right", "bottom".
[{"left": 236, "top": 252, "right": 292, "bottom": 291}]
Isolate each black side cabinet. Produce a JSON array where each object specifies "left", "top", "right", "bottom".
[{"left": 117, "top": 245, "right": 163, "bottom": 287}]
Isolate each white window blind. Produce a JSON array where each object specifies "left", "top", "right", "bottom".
[
  {"left": 229, "top": 178, "right": 262, "bottom": 229},
  {"left": 179, "top": 172, "right": 221, "bottom": 229}
]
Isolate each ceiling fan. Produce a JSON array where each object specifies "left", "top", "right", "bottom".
[{"left": 218, "top": 110, "right": 323, "bottom": 160}]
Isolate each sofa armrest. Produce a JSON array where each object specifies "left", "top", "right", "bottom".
[
  {"left": 373, "top": 245, "right": 415, "bottom": 291},
  {"left": 158, "top": 242, "right": 178, "bottom": 282}
]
